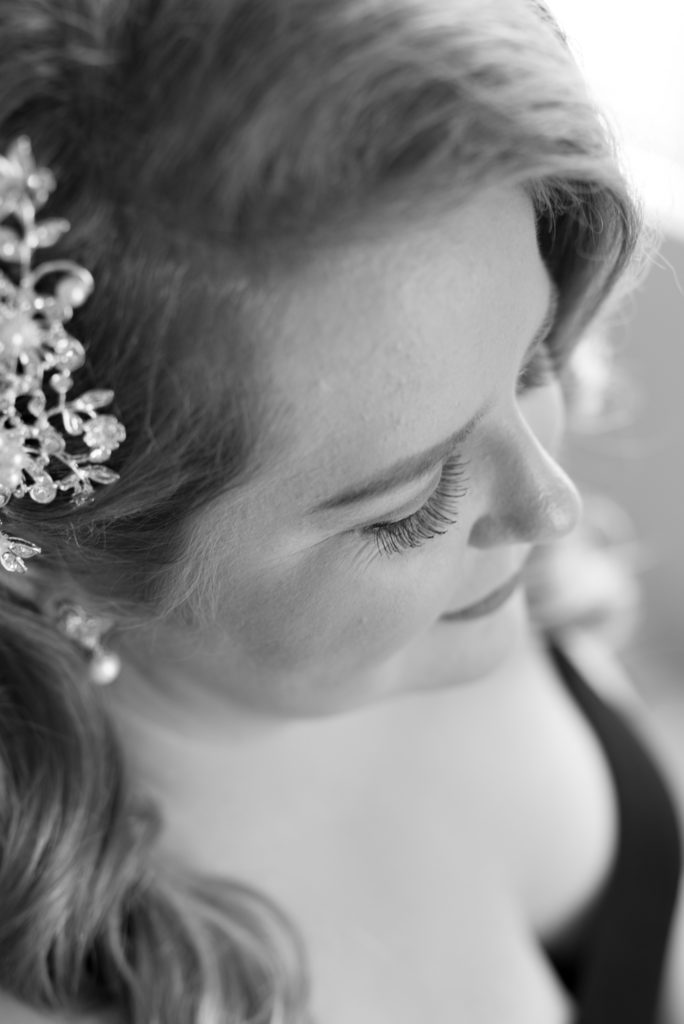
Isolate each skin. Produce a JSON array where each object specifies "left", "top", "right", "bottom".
[
  {"left": 122, "top": 184, "right": 581, "bottom": 720},
  {"left": 4, "top": 186, "right": 683, "bottom": 1024},
  {"left": 104, "top": 184, "right": 592, "bottom": 1022}
]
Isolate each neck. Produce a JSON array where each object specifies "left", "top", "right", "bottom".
[
  {"left": 102, "top": 618, "right": 550, "bottom": 889},
  {"left": 105, "top": 611, "right": 544, "bottom": 781}
]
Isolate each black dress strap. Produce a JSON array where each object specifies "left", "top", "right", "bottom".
[{"left": 545, "top": 639, "right": 682, "bottom": 1024}]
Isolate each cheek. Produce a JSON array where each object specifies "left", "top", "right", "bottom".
[{"left": 216, "top": 538, "right": 458, "bottom": 673}]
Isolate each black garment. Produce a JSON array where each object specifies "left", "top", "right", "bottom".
[{"left": 543, "top": 639, "right": 682, "bottom": 1024}]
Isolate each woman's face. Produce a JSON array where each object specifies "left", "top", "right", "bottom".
[{"left": 187, "top": 186, "right": 582, "bottom": 715}]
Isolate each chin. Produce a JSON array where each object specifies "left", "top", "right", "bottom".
[
  {"left": 406, "top": 589, "right": 531, "bottom": 696},
  {"left": 470, "top": 592, "right": 535, "bottom": 677}
]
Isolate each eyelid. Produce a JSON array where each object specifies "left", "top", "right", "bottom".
[
  {"left": 365, "top": 454, "right": 470, "bottom": 556},
  {"left": 357, "top": 465, "right": 443, "bottom": 529}
]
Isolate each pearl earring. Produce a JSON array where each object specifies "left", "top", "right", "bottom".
[{"left": 52, "top": 599, "right": 121, "bottom": 685}]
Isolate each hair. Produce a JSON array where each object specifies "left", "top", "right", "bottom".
[{"left": 0, "top": 0, "right": 644, "bottom": 1021}]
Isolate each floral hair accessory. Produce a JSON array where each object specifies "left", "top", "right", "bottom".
[{"left": 0, "top": 137, "right": 125, "bottom": 573}]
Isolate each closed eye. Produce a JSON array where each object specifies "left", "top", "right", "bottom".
[{"left": 362, "top": 456, "right": 470, "bottom": 557}]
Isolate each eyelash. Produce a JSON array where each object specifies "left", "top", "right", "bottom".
[
  {"left": 365, "top": 456, "right": 470, "bottom": 557},
  {"left": 364, "top": 339, "right": 563, "bottom": 559},
  {"left": 516, "top": 338, "right": 562, "bottom": 393}
]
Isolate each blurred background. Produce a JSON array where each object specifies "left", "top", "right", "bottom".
[{"left": 547, "top": 1, "right": 684, "bottom": 702}]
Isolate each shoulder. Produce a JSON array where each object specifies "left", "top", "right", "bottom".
[{"left": 0, "top": 993, "right": 121, "bottom": 1024}]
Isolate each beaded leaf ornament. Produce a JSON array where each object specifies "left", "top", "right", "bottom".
[{"left": 0, "top": 137, "right": 125, "bottom": 573}]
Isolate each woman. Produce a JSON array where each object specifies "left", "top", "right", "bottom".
[{"left": 0, "top": 1, "right": 681, "bottom": 1022}]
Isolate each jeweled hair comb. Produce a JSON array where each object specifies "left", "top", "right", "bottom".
[{"left": 0, "top": 137, "right": 125, "bottom": 573}]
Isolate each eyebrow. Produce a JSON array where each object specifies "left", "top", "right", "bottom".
[{"left": 309, "top": 281, "right": 560, "bottom": 515}]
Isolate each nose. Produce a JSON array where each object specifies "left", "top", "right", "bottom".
[{"left": 468, "top": 421, "right": 582, "bottom": 549}]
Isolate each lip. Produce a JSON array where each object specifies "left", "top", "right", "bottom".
[{"left": 440, "top": 571, "right": 523, "bottom": 622}]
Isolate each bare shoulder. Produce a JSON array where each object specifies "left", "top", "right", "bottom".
[{"left": 0, "top": 993, "right": 121, "bottom": 1024}]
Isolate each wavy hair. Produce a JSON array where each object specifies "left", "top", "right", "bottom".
[{"left": 0, "top": 0, "right": 643, "bottom": 1021}]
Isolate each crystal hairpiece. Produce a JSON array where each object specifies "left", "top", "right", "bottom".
[{"left": 0, "top": 137, "right": 125, "bottom": 573}]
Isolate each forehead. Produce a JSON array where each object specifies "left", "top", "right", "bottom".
[{"left": 249, "top": 187, "right": 549, "bottom": 492}]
